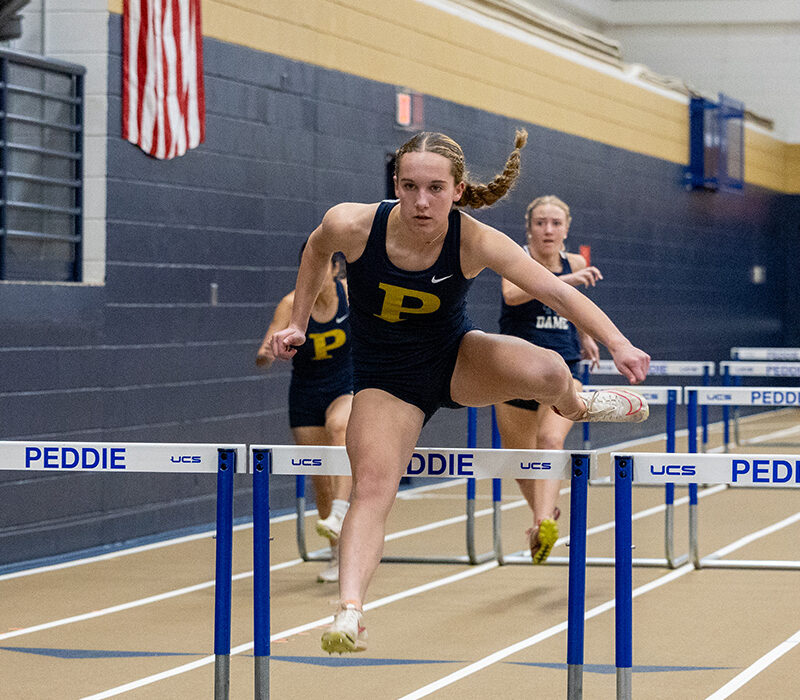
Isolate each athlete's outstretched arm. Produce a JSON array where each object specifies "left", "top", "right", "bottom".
[
  {"left": 463, "top": 220, "right": 649, "bottom": 383},
  {"left": 270, "top": 203, "right": 368, "bottom": 359}
]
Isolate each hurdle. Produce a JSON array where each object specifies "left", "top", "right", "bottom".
[
  {"left": 292, "top": 407, "right": 499, "bottom": 566},
  {"left": 731, "top": 347, "right": 800, "bottom": 361},
  {"left": 686, "top": 387, "right": 800, "bottom": 570},
  {"left": 580, "top": 360, "right": 714, "bottom": 449},
  {"left": 611, "top": 449, "right": 800, "bottom": 700},
  {"left": 0, "top": 440, "right": 247, "bottom": 700},
  {"left": 253, "top": 444, "right": 596, "bottom": 700},
  {"left": 718, "top": 361, "right": 800, "bottom": 449},
  {"left": 491, "top": 387, "right": 689, "bottom": 569}
]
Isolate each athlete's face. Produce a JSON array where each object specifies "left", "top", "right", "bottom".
[
  {"left": 394, "top": 152, "right": 465, "bottom": 236},
  {"left": 527, "top": 203, "right": 570, "bottom": 256}
]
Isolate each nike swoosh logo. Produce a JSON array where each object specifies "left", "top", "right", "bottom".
[
  {"left": 335, "top": 314, "right": 349, "bottom": 324},
  {"left": 431, "top": 274, "right": 453, "bottom": 284}
]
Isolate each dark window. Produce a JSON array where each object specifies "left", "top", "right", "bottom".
[
  {"left": 385, "top": 154, "right": 396, "bottom": 199},
  {"left": 0, "top": 49, "right": 85, "bottom": 281}
]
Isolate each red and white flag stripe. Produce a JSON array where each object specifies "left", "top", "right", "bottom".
[{"left": 122, "top": 0, "right": 205, "bottom": 159}]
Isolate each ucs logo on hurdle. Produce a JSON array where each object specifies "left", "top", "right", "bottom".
[{"left": 650, "top": 464, "right": 696, "bottom": 476}]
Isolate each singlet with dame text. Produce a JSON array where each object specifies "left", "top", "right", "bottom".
[{"left": 499, "top": 250, "right": 581, "bottom": 363}]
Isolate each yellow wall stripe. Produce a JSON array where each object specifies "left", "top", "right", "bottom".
[{"left": 109, "top": 0, "right": 799, "bottom": 193}]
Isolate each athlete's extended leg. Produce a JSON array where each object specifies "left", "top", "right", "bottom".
[
  {"left": 452, "top": 332, "right": 581, "bottom": 414},
  {"left": 321, "top": 389, "right": 424, "bottom": 653},
  {"left": 452, "top": 331, "right": 647, "bottom": 423},
  {"left": 338, "top": 389, "right": 423, "bottom": 604}
]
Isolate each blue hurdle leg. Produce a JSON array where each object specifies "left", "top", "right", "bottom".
[
  {"left": 214, "top": 449, "right": 235, "bottom": 700},
  {"left": 466, "top": 408, "right": 478, "bottom": 563},
  {"left": 567, "top": 453, "right": 590, "bottom": 699},
  {"left": 253, "top": 449, "right": 271, "bottom": 700},
  {"left": 665, "top": 390, "right": 677, "bottom": 567},
  {"left": 614, "top": 455, "right": 633, "bottom": 700}
]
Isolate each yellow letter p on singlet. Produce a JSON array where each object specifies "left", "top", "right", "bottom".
[
  {"left": 308, "top": 329, "right": 347, "bottom": 360},
  {"left": 374, "top": 283, "right": 441, "bottom": 323}
]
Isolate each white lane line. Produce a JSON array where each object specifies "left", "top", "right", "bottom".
[
  {"left": 743, "top": 423, "right": 800, "bottom": 444},
  {"left": 399, "top": 501, "right": 800, "bottom": 699},
  {"left": 703, "top": 511, "right": 800, "bottom": 561},
  {"left": 397, "top": 565, "right": 696, "bottom": 700},
  {"left": 0, "top": 495, "right": 531, "bottom": 642},
  {"left": 0, "top": 523, "right": 253, "bottom": 582},
  {"left": 0, "top": 479, "right": 471, "bottom": 584},
  {"left": 0, "top": 571, "right": 254, "bottom": 641},
  {"left": 704, "top": 629, "right": 800, "bottom": 700},
  {"left": 78, "top": 562, "right": 501, "bottom": 700}
]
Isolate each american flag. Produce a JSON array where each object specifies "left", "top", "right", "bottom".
[{"left": 122, "top": 0, "right": 205, "bottom": 160}]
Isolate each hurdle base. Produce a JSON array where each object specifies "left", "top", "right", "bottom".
[
  {"left": 214, "top": 654, "right": 230, "bottom": 700},
  {"left": 303, "top": 546, "right": 334, "bottom": 562},
  {"left": 698, "top": 557, "right": 800, "bottom": 571},
  {"left": 616, "top": 667, "right": 632, "bottom": 700},
  {"left": 254, "top": 655, "right": 269, "bottom": 700},
  {"left": 380, "top": 551, "right": 496, "bottom": 565},
  {"left": 501, "top": 553, "right": 689, "bottom": 568},
  {"left": 567, "top": 663, "right": 583, "bottom": 700}
]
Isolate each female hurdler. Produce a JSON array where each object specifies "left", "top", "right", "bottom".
[{"left": 271, "top": 129, "right": 650, "bottom": 654}]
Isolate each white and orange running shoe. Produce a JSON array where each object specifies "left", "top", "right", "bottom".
[
  {"left": 577, "top": 389, "right": 649, "bottom": 423},
  {"left": 321, "top": 603, "right": 367, "bottom": 654}
]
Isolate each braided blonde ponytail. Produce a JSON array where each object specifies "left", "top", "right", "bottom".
[
  {"left": 394, "top": 129, "right": 528, "bottom": 209},
  {"left": 458, "top": 129, "right": 527, "bottom": 209}
]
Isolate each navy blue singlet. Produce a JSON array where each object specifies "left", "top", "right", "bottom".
[
  {"left": 346, "top": 200, "right": 476, "bottom": 422},
  {"left": 288, "top": 279, "right": 353, "bottom": 427},
  {"left": 499, "top": 251, "right": 581, "bottom": 363},
  {"left": 499, "top": 251, "right": 582, "bottom": 411}
]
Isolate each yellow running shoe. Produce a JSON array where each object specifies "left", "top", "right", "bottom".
[{"left": 527, "top": 508, "right": 560, "bottom": 564}]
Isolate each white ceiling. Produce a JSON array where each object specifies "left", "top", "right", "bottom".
[{"left": 541, "top": 0, "right": 800, "bottom": 26}]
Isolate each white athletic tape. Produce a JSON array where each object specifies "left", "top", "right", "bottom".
[
  {"left": 720, "top": 361, "right": 800, "bottom": 377},
  {"left": 582, "top": 359, "right": 714, "bottom": 376},
  {"left": 0, "top": 441, "right": 247, "bottom": 473},
  {"left": 731, "top": 347, "right": 800, "bottom": 361},
  {"left": 582, "top": 385, "right": 682, "bottom": 405},
  {"left": 254, "top": 445, "right": 597, "bottom": 480},
  {"left": 612, "top": 451, "right": 800, "bottom": 487},
  {"left": 686, "top": 386, "right": 800, "bottom": 406}
]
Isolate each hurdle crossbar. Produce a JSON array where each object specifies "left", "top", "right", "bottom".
[
  {"left": 731, "top": 347, "right": 800, "bottom": 361},
  {"left": 717, "top": 364, "right": 800, "bottom": 450},
  {"left": 252, "top": 445, "right": 596, "bottom": 700},
  {"left": 0, "top": 440, "right": 246, "bottom": 700},
  {"left": 612, "top": 448, "right": 800, "bottom": 700},
  {"left": 688, "top": 383, "right": 800, "bottom": 450},
  {"left": 291, "top": 408, "right": 499, "bottom": 566}
]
